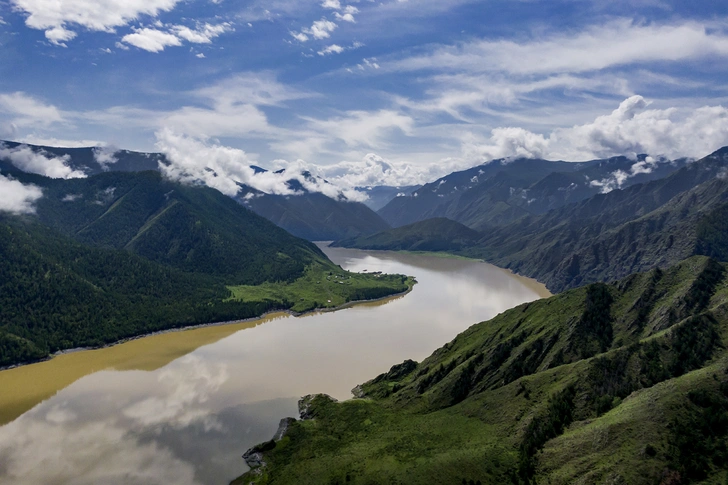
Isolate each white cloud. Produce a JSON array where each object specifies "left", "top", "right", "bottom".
[
  {"left": 302, "top": 109, "right": 414, "bottom": 148},
  {"left": 308, "top": 19, "right": 337, "bottom": 39},
  {"left": 155, "top": 130, "right": 366, "bottom": 201},
  {"left": 124, "top": 355, "right": 227, "bottom": 430},
  {"left": 291, "top": 18, "right": 338, "bottom": 43},
  {"left": 391, "top": 19, "right": 728, "bottom": 75},
  {"left": 317, "top": 44, "right": 344, "bottom": 56},
  {"left": 0, "top": 92, "right": 64, "bottom": 128},
  {"left": 44, "top": 25, "right": 76, "bottom": 46},
  {"left": 334, "top": 6, "right": 358, "bottom": 23},
  {"left": 461, "top": 127, "right": 549, "bottom": 162},
  {"left": 11, "top": 0, "right": 182, "bottom": 44},
  {"left": 589, "top": 156, "right": 666, "bottom": 193},
  {"left": 93, "top": 145, "right": 119, "bottom": 170},
  {"left": 321, "top": 0, "right": 341, "bottom": 9},
  {"left": 171, "top": 23, "right": 232, "bottom": 44},
  {"left": 196, "top": 53, "right": 205, "bottom": 58},
  {"left": 459, "top": 96, "right": 728, "bottom": 162},
  {"left": 0, "top": 143, "right": 87, "bottom": 179},
  {"left": 121, "top": 28, "right": 182, "bottom": 52},
  {"left": 290, "top": 31, "right": 309, "bottom": 42},
  {"left": 0, "top": 175, "right": 43, "bottom": 215},
  {"left": 19, "top": 135, "right": 104, "bottom": 147}
]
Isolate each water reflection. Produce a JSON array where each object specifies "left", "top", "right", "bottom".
[{"left": 0, "top": 246, "right": 549, "bottom": 484}]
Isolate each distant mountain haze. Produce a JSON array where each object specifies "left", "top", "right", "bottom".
[{"left": 338, "top": 146, "right": 728, "bottom": 293}]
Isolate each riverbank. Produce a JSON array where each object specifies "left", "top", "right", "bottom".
[
  {"left": 0, "top": 278, "right": 416, "bottom": 373},
  {"left": 0, "top": 281, "right": 416, "bottom": 426}
]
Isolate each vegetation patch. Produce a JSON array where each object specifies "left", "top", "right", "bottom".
[{"left": 227, "top": 263, "right": 414, "bottom": 313}]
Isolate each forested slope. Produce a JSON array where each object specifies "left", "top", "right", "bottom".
[{"left": 236, "top": 256, "right": 728, "bottom": 485}]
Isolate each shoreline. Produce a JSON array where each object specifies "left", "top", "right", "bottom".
[
  {"left": 0, "top": 283, "right": 416, "bottom": 373},
  {"left": 328, "top": 244, "right": 552, "bottom": 297}
]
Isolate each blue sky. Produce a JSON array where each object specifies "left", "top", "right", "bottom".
[{"left": 1, "top": 0, "right": 728, "bottom": 190}]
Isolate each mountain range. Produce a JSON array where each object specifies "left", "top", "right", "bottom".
[
  {"left": 0, "top": 141, "right": 397, "bottom": 241},
  {"left": 340, "top": 147, "right": 728, "bottom": 293},
  {"left": 377, "top": 155, "right": 689, "bottom": 231},
  {"left": 0, "top": 167, "right": 409, "bottom": 367}
]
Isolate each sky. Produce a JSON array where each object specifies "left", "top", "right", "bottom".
[{"left": 1, "top": 0, "right": 728, "bottom": 194}]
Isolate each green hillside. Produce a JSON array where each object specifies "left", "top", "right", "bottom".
[
  {"left": 333, "top": 217, "right": 481, "bottom": 252},
  {"left": 238, "top": 187, "right": 391, "bottom": 241},
  {"left": 0, "top": 171, "right": 411, "bottom": 367},
  {"left": 470, "top": 148, "right": 728, "bottom": 292},
  {"left": 12, "top": 170, "right": 330, "bottom": 284},
  {"left": 235, "top": 256, "right": 728, "bottom": 485}
]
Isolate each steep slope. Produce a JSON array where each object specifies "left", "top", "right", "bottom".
[
  {"left": 357, "top": 185, "right": 421, "bottom": 211},
  {"left": 236, "top": 256, "right": 728, "bottom": 485},
  {"left": 13, "top": 170, "right": 326, "bottom": 284},
  {"left": 238, "top": 185, "right": 390, "bottom": 241},
  {"left": 0, "top": 171, "right": 413, "bottom": 367},
  {"left": 0, "top": 215, "right": 265, "bottom": 367},
  {"left": 470, "top": 148, "right": 728, "bottom": 292},
  {"left": 333, "top": 217, "right": 481, "bottom": 252},
  {"left": 377, "top": 156, "right": 687, "bottom": 231}
]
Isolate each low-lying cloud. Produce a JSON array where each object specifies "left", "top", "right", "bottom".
[
  {"left": 155, "top": 130, "right": 368, "bottom": 202},
  {"left": 0, "top": 143, "right": 86, "bottom": 179},
  {"left": 0, "top": 175, "right": 43, "bottom": 215}
]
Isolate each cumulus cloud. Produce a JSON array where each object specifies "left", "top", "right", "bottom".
[
  {"left": 122, "top": 28, "right": 182, "bottom": 52},
  {"left": 461, "top": 127, "right": 549, "bottom": 162},
  {"left": 460, "top": 96, "right": 728, "bottom": 163},
  {"left": 335, "top": 6, "right": 359, "bottom": 23},
  {"left": 155, "top": 130, "right": 367, "bottom": 201},
  {"left": 293, "top": 19, "right": 337, "bottom": 42},
  {"left": 0, "top": 144, "right": 86, "bottom": 179},
  {"left": 0, "top": 175, "right": 43, "bottom": 215},
  {"left": 11, "top": 0, "right": 182, "bottom": 45},
  {"left": 317, "top": 44, "right": 344, "bottom": 56},
  {"left": 44, "top": 25, "right": 77, "bottom": 46},
  {"left": 171, "top": 23, "right": 233, "bottom": 44}
]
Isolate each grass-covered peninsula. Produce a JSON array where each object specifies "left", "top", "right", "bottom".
[{"left": 236, "top": 256, "right": 728, "bottom": 485}]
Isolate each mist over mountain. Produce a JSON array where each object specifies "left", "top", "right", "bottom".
[
  {"left": 0, "top": 140, "right": 393, "bottom": 241},
  {"left": 378, "top": 154, "right": 689, "bottom": 230}
]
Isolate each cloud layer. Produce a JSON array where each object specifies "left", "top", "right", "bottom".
[
  {"left": 0, "top": 143, "right": 87, "bottom": 178},
  {"left": 464, "top": 96, "right": 728, "bottom": 163},
  {"left": 0, "top": 175, "right": 43, "bottom": 215}
]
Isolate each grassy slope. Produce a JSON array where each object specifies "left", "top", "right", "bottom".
[
  {"left": 235, "top": 256, "right": 728, "bottom": 485},
  {"left": 227, "top": 263, "right": 415, "bottom": 313}
]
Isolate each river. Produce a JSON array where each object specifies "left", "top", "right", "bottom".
[{"left": 0, "top": 245, "right": 549, "bottom": 485}]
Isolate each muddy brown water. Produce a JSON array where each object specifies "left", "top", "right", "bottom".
[{"left": 0, "top": 245, "right": 549, "bottom": 484}]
